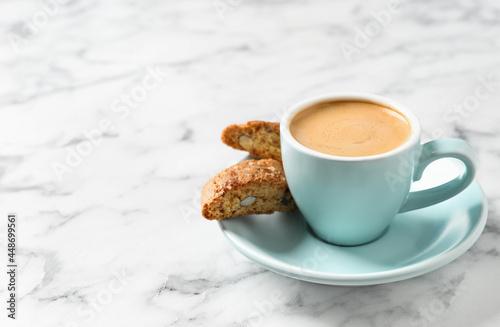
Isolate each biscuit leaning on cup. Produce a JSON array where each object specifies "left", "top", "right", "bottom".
[{"left": 221, "top": 121, "right": 281, "bottom": 161}]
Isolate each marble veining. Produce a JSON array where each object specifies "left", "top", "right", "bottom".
[{"left": 1, "top": 0, "right": 500, "bottom": 326}]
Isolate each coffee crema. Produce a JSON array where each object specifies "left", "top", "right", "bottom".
[{"left": 290, "top": 100, "right": 412, "bottom": 157}]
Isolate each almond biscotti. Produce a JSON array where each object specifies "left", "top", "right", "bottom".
[
  {"left": 201, "top": 159, "right": 297, "bottom": 220},
  {"left": 221, "top": 121, "right": 281, "bottom": 161}
]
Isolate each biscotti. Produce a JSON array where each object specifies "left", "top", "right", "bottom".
[
  {"left": 221, "top": 121, "right": 281, "bottom": 161},
  {"left": 201, "top": 159, "right": 297, "bottom": 220}
]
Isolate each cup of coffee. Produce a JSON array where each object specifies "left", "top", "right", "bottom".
[{"left": 280, "top": 93, "right": 476, "bottom": 246}]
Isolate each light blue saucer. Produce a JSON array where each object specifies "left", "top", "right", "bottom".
[{"left": 219, "top": 159, "right": 487, "bottom": 285}]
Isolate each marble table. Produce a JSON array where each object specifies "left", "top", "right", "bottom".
[{"left": 1, "top": 0, "right": 500, "bottom": 326}]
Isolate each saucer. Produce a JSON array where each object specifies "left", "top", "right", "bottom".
[{"left": 218, "top": 159, "right": 488, "bottom": 285}]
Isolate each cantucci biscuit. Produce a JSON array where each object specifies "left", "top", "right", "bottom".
[
  {"left": 221, "top": 121, "right": 281, "bottom": 161},
  {"left": 201, "top": 159, "right": 297, "bottom": 220}
]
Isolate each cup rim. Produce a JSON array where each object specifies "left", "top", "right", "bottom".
[{"left": 280, "top": 93, "right": 421, "bottom": 161}]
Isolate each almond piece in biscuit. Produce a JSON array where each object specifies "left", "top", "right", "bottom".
[
  {"left": 221, "top": 121, "right": 281, "bottom": 161},
  {"left": 201, "top": 159, "right": 297, "bottom": 220}
]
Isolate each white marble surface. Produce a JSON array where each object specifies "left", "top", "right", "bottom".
[{"left": 1, "top": 0, "right": 500, "bottom": 326}]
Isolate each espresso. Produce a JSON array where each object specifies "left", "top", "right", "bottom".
[{"left": 290, "top": 101, "right": 412, "bottom": 157}]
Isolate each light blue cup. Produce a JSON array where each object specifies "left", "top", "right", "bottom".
[{"left": 280, "top": 93, "right": 476, "bottom": 246}]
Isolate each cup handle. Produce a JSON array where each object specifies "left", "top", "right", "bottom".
[{"left": 399, "top": 139, "right": 476, "bottom": 213}]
